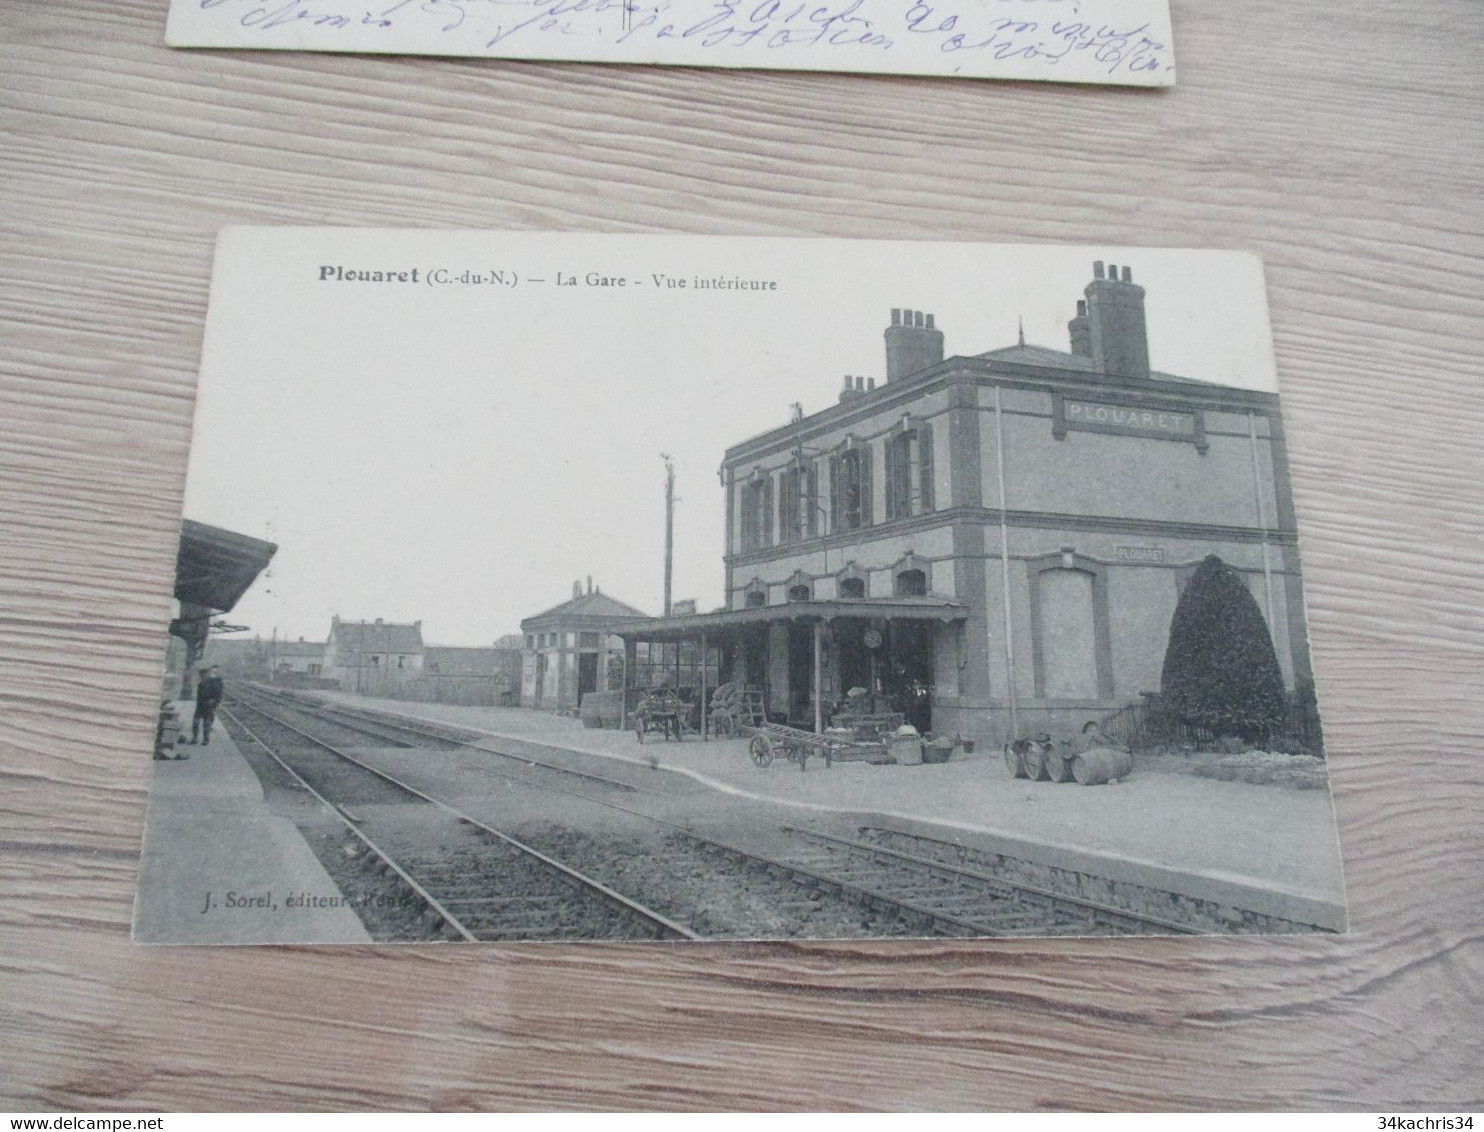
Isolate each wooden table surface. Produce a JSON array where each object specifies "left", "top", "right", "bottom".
[{"left": 3, "top": 0, "right": 1481, "bottom": 1111}]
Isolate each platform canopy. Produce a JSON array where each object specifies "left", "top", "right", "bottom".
[
  {"left": 608, "top": 596, "right": 967, "bottom": 640},
  {"left": 169, "top": 520, "right": 278, "bottom": 662},
  {"left": 174, "top": 519, "right": 278, "bottom": 615}
]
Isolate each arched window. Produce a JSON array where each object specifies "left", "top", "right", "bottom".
[
  {"left": 894, "top": 569, "right": 927, "bottom": 597},
  {"left": 745, "top": 590, "right": 767, "bottom": 608},
  {"left": 787, "top": 584, "right": 811, "bottom": 602},
  {"left": 839, "top": 576, "right": 866, "bottom": 600}
]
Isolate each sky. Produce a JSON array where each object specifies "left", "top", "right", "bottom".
[{"left": 182, "top": 231, "right": 1279, "bottom": 645}]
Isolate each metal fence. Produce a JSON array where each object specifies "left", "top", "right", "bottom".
[{"left": 1099, "top": 690, "right": 1324, "bottom": 756}]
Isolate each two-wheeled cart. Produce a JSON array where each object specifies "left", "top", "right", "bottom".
[
  {"left": 743, "top": 720, "right": 893, "bottom": 771},
  {"left": 633, "top": 689, "right": 691, "bottom": 743}
]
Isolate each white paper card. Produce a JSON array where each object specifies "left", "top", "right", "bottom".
[
  {"left": 133, "top": 230, "right": 1348, "bottom": 947},
  {"left": 166, "top": 0, "right": 1175, "bottom": 86}
]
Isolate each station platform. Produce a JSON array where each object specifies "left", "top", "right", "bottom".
[
  {"left": 133, "top": 703, "right": 371, "bottom": 945},
  {"left": 316, "top": 692, "right": 1349, "bottom": 931}
]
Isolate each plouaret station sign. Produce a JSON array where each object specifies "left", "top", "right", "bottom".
[{"left": 1052, "top": 392, "right": 1209, "bottom": 453}]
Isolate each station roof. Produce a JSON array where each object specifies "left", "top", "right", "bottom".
[
  {"left": 609, "top": 596, "right": 968, "bottom": 639},
  {"left": 175, "top": 519, "right": 278, "bottom": 615},
  {"left": 522, "top": 590, "right": 651, "bottom": 629}
]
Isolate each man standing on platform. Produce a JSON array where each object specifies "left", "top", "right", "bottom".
[{"left": 188, "top": 665, "right": 224, "bottom": 746}]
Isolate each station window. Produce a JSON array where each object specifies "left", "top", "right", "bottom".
[
  {"left": 630, "top": 641, "right": 721, "bottom": 692},
  {"left": 396, "top": 655, "right": 405, "bottom": 668},
  {"left": 831, "top": 448, "right": 868, "bottom": 531},
  {"left": 526, "top": 635, "right": 535, "bottom": 650},
  {"left": 781, "top": 463, "right": 817, "bottom": 544},
  {"left": 369, "top": 654, "right": 381, "bottom": 666},
  {"left": 894, "top": 569, "right": 928, "bottom": 597},
  {"left": 787, "top": 583, "right": 811, "bottom": 602},
  {"left": 839, "top": 576, "right": 866, "bottom": 600},
  {"left": 745, "top": 590, "right": 767, "bottom": 608},
  {"left": 740, "top": 475, "right": 773, "bottom": 552},
  {"left": 886, "top": 425, "right": 934, "bottom": 520}
]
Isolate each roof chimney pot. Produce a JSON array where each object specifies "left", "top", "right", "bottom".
[
  {"left": 884, "top": 307, "right": 945, "bottom": 382},
  {"left": 1093, "top": 260, "right": 1105, "bottom": 279},
  {"left": 1083, "top": 260, "right": 1149, "bottom": 377}
]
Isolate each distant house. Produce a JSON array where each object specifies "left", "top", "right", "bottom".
[
  {"left": 324, "top": 616, "right": 425, "bottom": 693},
  {"left": 270, "top": 638, "right": 326, "bottom": 677},
  {"left": 519, "top": 580, "right": 650, "bottom": 710},
  {"left": 205, "top": 635, "right": 325, "bottom": 681}
]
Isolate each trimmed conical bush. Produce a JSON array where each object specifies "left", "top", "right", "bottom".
[{"left": 1160, "top": 555, "right": 1286, "bottom": 744}]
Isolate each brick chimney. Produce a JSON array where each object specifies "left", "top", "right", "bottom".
[
  {"left": 1084, "top": 260, "right": 1149, "bottom": 378},
  {"left": 1067, "top": 299, "right": 1092, "bottom": 358},
  {"left": 884, "top": 309, "right": 944, "bottom": 382},
  {"left": 573, "top": 580, "right": 582, "bottom": 600}
]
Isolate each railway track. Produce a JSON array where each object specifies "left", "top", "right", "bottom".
[
  {"left": 220, "top": 694, "right": 696, "bottom": 943},
  {"left": 771, "top": 827, "right": 1200, "bottom": 936},
  {"left": 243, "top": 685, "right": 639, "bottom": 793},
  {"left": 225, "top": 688, "right": 1249, "bottom": 940}
]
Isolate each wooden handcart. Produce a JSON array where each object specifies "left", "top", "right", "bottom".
[
  {"left": 744, "top": 721, "right": 895, "bottom": 771},
  {"left": 632, "top": 688, "right": 691, "bottom": 743}
]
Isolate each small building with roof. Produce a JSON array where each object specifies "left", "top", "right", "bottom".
[
  {"left": 323, "top": 616, "right": 425, "bottom": 695},
  {"left": 519, "top": 580, "right": 650, "bottom": 710}
]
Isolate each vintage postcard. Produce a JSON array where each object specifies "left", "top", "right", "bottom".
[
  {"left": 135, "top": 230, "right": 1345, "bottom": 945},
  {"left": 165, "top": 0, "right": 1174, "bottom": 86}
]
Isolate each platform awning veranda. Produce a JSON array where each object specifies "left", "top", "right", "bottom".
[
  {"left": 169, "top": 520, "right": 279, "bottom": 658},
  {"left": 610, "top": 597, "right": 967, "bottom": 640},
  {"left": 174, "top": 519, "right": 279, "bottom": 614}
]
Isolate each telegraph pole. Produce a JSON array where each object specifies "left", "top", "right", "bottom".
[{"left": 662, "top": 453, "right": 675, "bottom": 617}]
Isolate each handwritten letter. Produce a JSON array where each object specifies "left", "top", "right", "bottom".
[{"left": 166, "top": 0, "right": 1175, "bottom": 86}]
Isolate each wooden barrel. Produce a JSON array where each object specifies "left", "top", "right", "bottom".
[
  {"left": 1020, "top": 739, "right": 1048, "bottom": 780},
  {"left": 1044, "top": 745, "right": 1077, "bottom": 783},
  {"left": 1072, "top": 747, "right": 1134, "bottom": 785}
]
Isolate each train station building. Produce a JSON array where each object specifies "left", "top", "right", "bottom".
[
  {"left": 614, "top": 260, "right": 1315, "bottom": 746},
  {"left": 520, "top": 580, "right": 650, "bottom": 711}
]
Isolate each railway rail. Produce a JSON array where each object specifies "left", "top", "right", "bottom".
[
  {"left": 220, "top": 694, "right": 696, "bottom": 943},
  {"left": 244, "top": 685, "right": 639, "bottom": 793},
  {"left": 223, "top": 687, "right": 1274, "bottom": 940}
]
